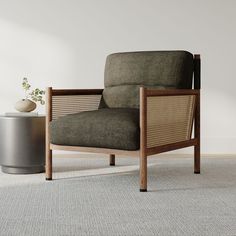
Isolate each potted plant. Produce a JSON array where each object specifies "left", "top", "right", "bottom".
[{"left": 15, "top": 78, "right": 45, "bottom": 112}]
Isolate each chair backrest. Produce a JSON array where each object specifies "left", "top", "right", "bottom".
[{"left": 101, "top": 51, "right": 194, "bottom": 108}]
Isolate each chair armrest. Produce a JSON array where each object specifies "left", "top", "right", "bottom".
[
  {"left": 144, "top": 88, "right": 199, "bottom": 96},
  {"left": 140, "top": 87, "right": 199, "bottom": 155},
  {"left": 51, "top": 88, "right": 103, "bottom": 96},
  {"left": 46, "top": 87, "right": 103, "bottom": 121}
]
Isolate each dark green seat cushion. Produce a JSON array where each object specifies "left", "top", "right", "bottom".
[
  {"left": 101, "top": 51, "right": 194, "bottom": 108},
  {"left": 50, "top": 108, "right": 140, "bottom": 150}
]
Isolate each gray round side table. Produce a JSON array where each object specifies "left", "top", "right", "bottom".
[{"left": 0, "top": 115, "right": 45, "bottom": 174}]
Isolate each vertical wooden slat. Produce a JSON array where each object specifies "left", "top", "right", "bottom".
[
  {"left": 46, "top": 87, "right": 52, "bottom": 180},
  {"left": 194, "top": 54, "right": 201, "bottom": 89},
  {"left": 140, "top": 87, "right": 148, "bottom": 192},
  {"left": 194, "top": 54, "right": 201, "bottom": 174}
]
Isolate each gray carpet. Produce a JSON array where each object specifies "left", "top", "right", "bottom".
[{"left": 0, "top": 155, "right": 236, "bottom": 236}]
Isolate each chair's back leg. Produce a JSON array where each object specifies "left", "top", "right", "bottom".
[
  {"left": 46, "top": 87, "right": 53, "bottom": 180},
  {"left": 194, "top": 92, "right": 200, "bottom": 174},
  {"left": 194, "top": 54, "right": 201, "bottom": 174},
  {"left": 109, "top": 154, "right": 115, "bottom": 166},
  {"left": 46, "top": 150, "right": 52, "bottom": 180}
]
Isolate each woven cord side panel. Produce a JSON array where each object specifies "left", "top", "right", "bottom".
[
  {"left": 52, "top": 95, "right": 101, "bottom": 120},
  {"left": 147, "top": 95, "right": 195, "bottom": 148}
]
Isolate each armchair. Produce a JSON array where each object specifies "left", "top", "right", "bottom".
[{"left": 46, "top": 51, "right": 201, "bottom": 192}]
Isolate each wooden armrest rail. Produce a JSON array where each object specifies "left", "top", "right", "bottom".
[
  {"left": 145, "top": 88, "right": 199, "bottom": 97},
  {"left": 51, "top": 88, "right": 103, "bottom": 96}
]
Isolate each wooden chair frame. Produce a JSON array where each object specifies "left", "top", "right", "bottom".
[{"left": 45, "top": 54, "right": 201, "bottom": 192}]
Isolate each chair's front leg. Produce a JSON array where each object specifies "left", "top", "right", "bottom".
[
  {"left": 140, "top": 153, "right": 147, "bottom": 192},
  {"left": 140, "top": 86, "right": 147, "bottom": 192}
]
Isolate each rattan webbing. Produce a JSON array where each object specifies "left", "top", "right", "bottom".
[
  {"left": 52, "top": 95, "right": 101, "bottom": 120},
  {"left": 147, "top": 95, "right": 195, "bottom": 148}
]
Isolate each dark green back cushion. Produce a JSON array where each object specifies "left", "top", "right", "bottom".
[{"left": 101, "top": 51, "right": 194, "bottom": 108}]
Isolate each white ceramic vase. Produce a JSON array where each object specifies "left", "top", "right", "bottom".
[{"left": 15, "top": 99, "right": 37, "bottom": 112}]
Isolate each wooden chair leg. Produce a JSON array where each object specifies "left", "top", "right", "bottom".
[
  {"left": 194, "top": 144, "right": 200, "bottom": 174},
  {"left": 140, "top": 154, "right": 147, "bottom": 192},
  {"left": 46, "top": 149, "right": 52, "bottom": 180},
  {"left": 109, "top": 154, "right": 115, "bottom": 166},
  {"left": 194, "top": 90, "right": 200, "bottom": 174},
  {"left": 46, "top": 87, "right": 52, "bottom": 180}
]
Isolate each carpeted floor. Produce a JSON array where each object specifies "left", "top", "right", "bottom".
[{"left": 0, "top": 154, "right": 236, "bottom": 236}]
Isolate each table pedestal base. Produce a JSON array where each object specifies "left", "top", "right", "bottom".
[{"left": 2, "top": 166, "right": 45, "bottom": 174}]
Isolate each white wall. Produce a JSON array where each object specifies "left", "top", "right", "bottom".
[{"left": 0, "top": 0, "right": 235, "bottom": 154}]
